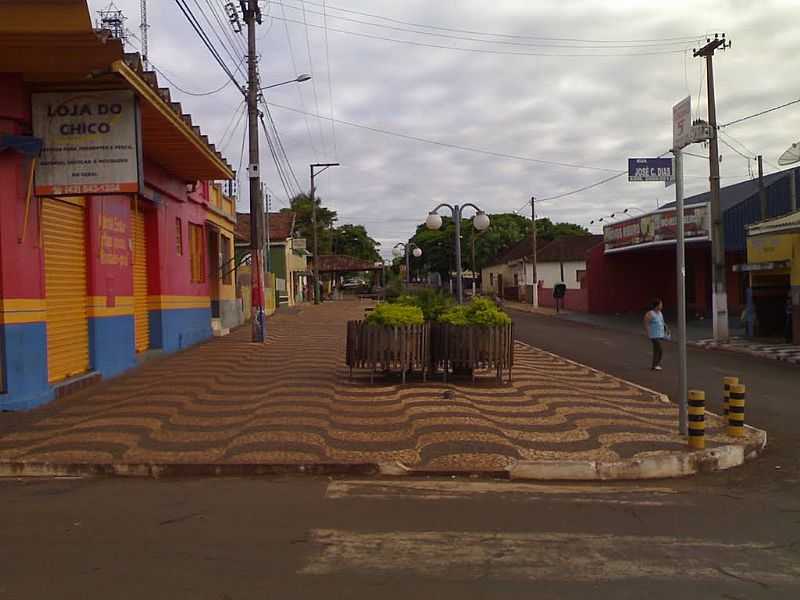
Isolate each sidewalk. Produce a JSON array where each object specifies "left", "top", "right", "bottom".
[{"left": 0, "top": 301, "right": 762, "bottom": 476}]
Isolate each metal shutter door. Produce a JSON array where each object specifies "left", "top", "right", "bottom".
[
  {"left": 43, "top": 198, "right": 89, "bottom": 383},
  {"left": 132, "top": 208, "right": 150, "bottom": 352}
]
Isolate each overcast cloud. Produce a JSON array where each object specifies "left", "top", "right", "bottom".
[{"left": 89, "top": 0, "right": 800, "bottom": 259}]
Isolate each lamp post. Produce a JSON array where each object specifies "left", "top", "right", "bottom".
[
  {"left": 310, "top": 162, "right": 339, "bottom": 304},
  {"left": 392, "top": 242, "right": 422, "bottom": 285},
  {"left": 425, "top": 203, "right": 490, "bottom": 304}
]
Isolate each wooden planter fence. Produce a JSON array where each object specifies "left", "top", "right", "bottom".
[
  {"left": 430, "top": 323, "right": 514, "bottom": 384},
  {"left": 346, "top": 321, "right": 429, "bottom": 383}
]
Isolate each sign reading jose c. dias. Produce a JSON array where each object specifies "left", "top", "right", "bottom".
[{"left": 32, "top": 90, "right": 142, "bottom": 196}]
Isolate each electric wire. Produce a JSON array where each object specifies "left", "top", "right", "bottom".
[
  {"left": 300, "top": 1, "right": 328, "bottom": 152},
  {"left": 267, "top": 101, "right": 621, "bottom": 172},
  {"left": 268, "top": 14, "right": 696, "bottom": 58},
  {"left": 150, "top": 61, "right": 240, "bottom": 96},
  {"left": 258, "top": 112, "right": 295, "bottom": 203},
  {"left": 205, "top": 0, "right": 248, "bottom": 57},
  {"left": 719, "top": 96, "right": 800, "bottom": 128},
  {"left": 274, "top": 1, "right": 703, "bottom": 50},
  {"left": 321, "top": 0, "right": 338, "bottom": 159},
  {"left": 279, "top": 0, "right": 709, "bottom": 45},
  {"left": 191, "top": 0, "right": 246, "bottom": 78},
  {"left": 261, "top": 98, "right": 302, "bottom": 191},
  {"left": 173, "top": 0, "right": 246, "bottom": 95},
  {"left": 218, "top": 100, "right": 248, "bottom": 150},
  {"left": 279, "top": 0, "right": 320, "bottom": 157}
]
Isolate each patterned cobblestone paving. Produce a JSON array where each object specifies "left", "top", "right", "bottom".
[{"left": 0, "top": 302, "right": 750, "bottom": 471}]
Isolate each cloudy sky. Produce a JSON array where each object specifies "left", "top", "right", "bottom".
[{"left": 89, "top": 0, "right": 800, "bottom": 259}]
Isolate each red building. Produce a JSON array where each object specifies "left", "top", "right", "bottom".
[{"left": 0, "top": 2, "right": 237, "bottom": 410}]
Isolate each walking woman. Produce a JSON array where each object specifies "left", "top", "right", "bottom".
[{"left": 644, "top": 298, "right": 667, "bottom": 371}]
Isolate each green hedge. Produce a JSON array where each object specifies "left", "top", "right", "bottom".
[
  {"left": 439, "top": 297, "right": 511, "bottom": 327},
  {"left": 365, "top": 303, "right": 425, "bottom": 326}
]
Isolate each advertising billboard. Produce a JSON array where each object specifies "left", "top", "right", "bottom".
[
  {"left": 32, "top": 90, "right": 142, "bottom": 195},
  {"left": 603, "top": 204, "right": 711, "bottom": 253}
]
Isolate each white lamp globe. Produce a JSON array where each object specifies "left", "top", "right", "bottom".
[
  {"left": 412, "top": 247, "right": 422, "bottom": 258},
  {"left": 425, "top": 212, "right": 443, "bottom": 230},
  {"left": 473, "top": 211, "right": 490, "bottom": 231},
  {"left": 392, "top": 246, "right": 403, "bottom": 258}
]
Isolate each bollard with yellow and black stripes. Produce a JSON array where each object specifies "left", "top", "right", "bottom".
[
  {"left": 722, "top": 376, "right": 738, "bottom": 417},
  {"left": 728, "top": 383, "right": 746, "bottom": 437},
  {"left": 688, "top": 390, "right": 705, "bottom": 449}
]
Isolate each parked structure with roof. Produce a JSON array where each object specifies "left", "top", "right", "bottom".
[
  {"left": 586, "top": 166, "right": 799, "bottom": 320},
  {"left": 0, "top": 1, "right": 239, "bottom": 410},
  {"left": 236, "top": 211, "right": 310, "bottom": 307}
]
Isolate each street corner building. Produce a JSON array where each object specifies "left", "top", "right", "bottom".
[{"left": 0, "top": 0, "right": 243, "bottom": 410}]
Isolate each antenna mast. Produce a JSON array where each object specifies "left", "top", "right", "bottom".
[{"left": 140, "top": 0, "right": 150, "bottom": 68}]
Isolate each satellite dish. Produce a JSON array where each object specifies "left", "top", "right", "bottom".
[{"left": 778, "top": 142, "right": 800, "bottom": 166}]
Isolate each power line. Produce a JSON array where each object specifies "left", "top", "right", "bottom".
[
  {"left": 150, "top": 61, "right": 239, "bottom": 96},
  {"left": 719, "top": 96, "right": 800, "bottom": 128},
  {"left": 299, "top": 1, "right": 328, "bottom": 153},
  {"left": 279, "top": 0, "right": 709, "bottom": 45},
  {"left": 267, "top": 101, "right": 621, "bottom": 172},
  {"left": 260, "top": 99, "right": 302, "bottom": 191},
  {"left": 278, "top": 0, "right": 319, "bottom": 158},
  {"left": 275, "top": 1, "right": 703, "bottom": 50},
  {"left": 321, "top": 0, "right": 338, "bottom": 159},
  {"left": 219, "top": 100, "right": 248, "bottom": 150},
  {"left": 191, "top": 0, "right": 246, "bottom": 78},
  {"left": 258, "top": 112, "right": 295, "bottom": 203},
  {"left": 173, "top": 0, "right": 246, "bottom": 94},
  {"left": 268, "top": 14, "right": 696, "bottom": 58}
]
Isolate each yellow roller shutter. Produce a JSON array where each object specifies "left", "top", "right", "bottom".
[
  {"left": 43, "top": 197, "right": 89, "bottom": 383},
  {"left": 132, "top": 207, "right": 150, "bottom": 352}
]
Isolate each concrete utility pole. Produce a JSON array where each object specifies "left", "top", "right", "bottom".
[
  {"left": 694, "top": 34, "right": 731, "bottom": 341},
  {"left": 310, "top": 162, "right": 339, "bottom": 304},
  {"left": 673, "top": 148, "right": 688, "bottom": 436},
  {"left": 245, "top": 0, "right": 266, "bottom": 342},
  {"left": 758, "top": 155, "right": 767, "bottom": 220},
  {"left": 530, "top": 196, "right": 539, "bottom": 307}
]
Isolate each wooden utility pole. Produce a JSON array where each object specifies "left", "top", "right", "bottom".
[
  {"left": 758, "top": 155, "right": 767, "bottom": 220},
  {"left": 694, "top": 33, "right": 731, "bottom": 341},
  {"left": 530, "top": 196, "right": 538, "bottom": 307},
  {"left": 245, "top": 0, "right": 266, "bottom": 341}
]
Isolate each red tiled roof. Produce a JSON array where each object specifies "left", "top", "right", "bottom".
[
  {"left": 486, "top": 236, "right": 551, "bottom": 267},
  {"left": 235, "top": 212, "right": 296, "bottom": 243},
  {"left": 312, "top": 255, "right": 382, "bottom": 272}
]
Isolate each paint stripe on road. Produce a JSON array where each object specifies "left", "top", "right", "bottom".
[
  {"left": 326, "top": 480, "right": 682, "bottom": 506},
  {"left": 300, "top": 529, "right": 799, "bottom": 585}
]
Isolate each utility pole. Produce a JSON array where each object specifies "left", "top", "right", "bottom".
[
  {"left": 530, "top": 196, "right": 538, "bottom": 307},
  {"left": 310, "top": 162, "right": 339, "bottom": 304},
  {"left": 264, "top": 187, "right": 271, "bottom": 272},
  {"left": 758, "top": 155, "right": 767, "bottom": 220},
  {"left": 245, "top": 0, "right": 266, "bottom": 342},
  {"left": 694, "top": 33, "right": 731, "bottom": 341},
  {"left": 674, "top": 148, "right": 688, "bottom": 436}
]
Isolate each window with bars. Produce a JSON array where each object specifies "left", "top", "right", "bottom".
[
  {"left": 189, "top": 223, "right": 205, "bottom": 283},
  {"left": 176, "top": 218, "right": 183, "bottom": 255}
]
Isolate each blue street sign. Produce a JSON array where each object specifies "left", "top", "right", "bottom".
[{"left": 628, "top": 157, "right": 674, "bottom": 182}]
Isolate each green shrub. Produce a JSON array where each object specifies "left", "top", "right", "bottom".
[
  {"left": 412, "top": 288, "right": 454, "bottom": 321},
  {"left": 439, "top": 296, "right": 511, "bottom": 327},
  {"left": 365, "top": 303, "right": 424, "bottom": 326}
]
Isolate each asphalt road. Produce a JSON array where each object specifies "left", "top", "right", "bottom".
[{"left": 1, "top": 312, "right": 798, "bottom": 599}]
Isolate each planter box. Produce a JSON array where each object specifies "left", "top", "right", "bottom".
[
  {"left": 346, "top": 321, "right": 429, "bottom": 383},
  {"left": 430, "top": 323, "right": 514, "bottom": 383}
]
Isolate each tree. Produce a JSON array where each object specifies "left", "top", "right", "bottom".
[
  {"left": 332, "top": 224, "right": 381, "bottom": 261},
  {"left": 409, "top": 212, "right": 589, "bottom": 279},
  {"left": 283, "top": 193, "right": 337, "bottom": 253}
]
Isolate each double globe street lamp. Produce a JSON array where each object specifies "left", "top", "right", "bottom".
[
  {"left": 392, "top": 242, "right": 422, "bottom": 285},
  {"left": 425, "top": 203, "right": 490, "bottom": 304}
]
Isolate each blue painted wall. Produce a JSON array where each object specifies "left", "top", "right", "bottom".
[
  {"left": 0, "top": 322, "right": 53, "bottom": 411},
  {"left": 149, "top": 307, "right": 212, "bottom": 352},
  {"left": 88, "top": 315, "right": 137, "bottom": 378}
]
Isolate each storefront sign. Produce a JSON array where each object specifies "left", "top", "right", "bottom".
[
  {"left": 32, "top": 90, "right": 142, "bottom": 195},
  {"left": 604, "top": 204, "right": 711, "bottom": 253},
  {"left": 673, "top": 96, "right": 692, "bottom": 150},
  {"left": 628, "top": 157, "right": 674, "bottom": 182}
]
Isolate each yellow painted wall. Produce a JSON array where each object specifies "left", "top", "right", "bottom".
[{"left": 747, "top": 233, "right": 800, "bottom": 285}]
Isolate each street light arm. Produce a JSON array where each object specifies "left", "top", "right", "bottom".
[
  {"left": 430, "top": 203, "right": 455, "bottom": 215},
  {"left": 458, "top": 202, "right": 484, "bottom": 216}
]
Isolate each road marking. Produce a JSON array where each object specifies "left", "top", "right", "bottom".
[
  {"left": 300, "top": 529, "right": 799, "bottom": 584},
  {"left": 326, "top": 480, "right": 681, "bottom": 506}
]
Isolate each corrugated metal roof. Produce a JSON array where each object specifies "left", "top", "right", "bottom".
[{"left": 748, "top": 209, "right": 800, "bottom": 236}]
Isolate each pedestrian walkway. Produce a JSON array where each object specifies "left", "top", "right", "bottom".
[
  {"left": 0, "top": 301, "right": 759, "bottom": 473},
  {"left": 691, "top": 337, "right": 800, "bottom": 365}
]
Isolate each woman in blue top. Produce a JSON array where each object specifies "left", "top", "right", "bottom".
[{"left": 644, "top": 298, "right": 667, "bottom": 371}]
